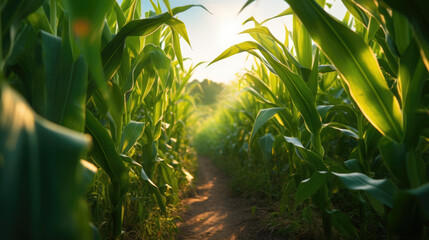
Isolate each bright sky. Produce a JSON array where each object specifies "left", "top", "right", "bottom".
[{"left": 138, "top": 0, "right": 348, "bottom": 83}]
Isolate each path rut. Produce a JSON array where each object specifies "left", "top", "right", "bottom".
[{"left": 177, "top": 157, "right": 279, "bottom": 240}]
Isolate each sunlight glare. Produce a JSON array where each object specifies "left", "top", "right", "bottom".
[{"left": 216, "top": 18, "right": 242, "bottom": 49}]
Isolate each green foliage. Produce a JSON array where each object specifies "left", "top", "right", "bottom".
[
  {"left": 189, "top": 79, "right": 224, "bottom": 105},
  {"left": 1, "top": 0, "right": 203, "bottom": 239},
  {"left": 0, "top": 84, "right": 92, "bottom": 240},
  {"left": 196, "top": 0, "right": 429, "bottom": 238}
]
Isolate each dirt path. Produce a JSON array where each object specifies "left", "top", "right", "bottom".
[{"left": 177, "top": 157, "right": 277, "bottom": 240}]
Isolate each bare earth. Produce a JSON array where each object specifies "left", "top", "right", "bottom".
[{"left": 177, "top": 157, "right": 282, "bottom": 240}]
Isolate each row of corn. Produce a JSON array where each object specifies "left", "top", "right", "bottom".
[
  {"left": 196, "top": 0, "right": 429, "bottom": 238},
  {"left": 0, "top": 0, "right": 203, "bottom": 239}
]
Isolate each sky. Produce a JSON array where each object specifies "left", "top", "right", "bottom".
[{"left": 138, "top": 0, "right": 348, "bottom": 83}]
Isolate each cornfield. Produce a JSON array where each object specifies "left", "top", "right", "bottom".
[
  {"left": 0, "top": 0, "right": 204, "bottom": 239},
  {"left": 1, "top": 0, "right": 429, "bottom": 239},
  {"left": 198, "top": 0, "right": 429, "bottom": 239}
]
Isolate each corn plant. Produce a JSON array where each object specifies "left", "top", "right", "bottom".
[
  {"left": 200, "top": 0, "right": 429, "bottom": 238},
  {"left": 1, "top": 0, "right": 205, "bottom": 239}
]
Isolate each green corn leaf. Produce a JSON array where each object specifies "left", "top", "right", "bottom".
[
  {"left": 259, "top": 51, "right": 321, "bottom": 134},
  {"left": 349, "top": 0, "right": 382, "bottom": 24},
  {"left": 238, "top": 0, "right": 257, "bottom": 14},
  {"left": 243, "top": 16, "right": 260, "bottom": 26},
  {"left": 308, "top": 48, "right": 319, "bottom": 96},
  {"left": 143, "top": 169, "right": 167, "bottom": 215},
  {"left": 107, "top": 81, "right": 125, "bottom": 145},
  {"left": 100, "top": 12, "right": 189, "bottom": 85},
  {"left": 379, "top": 138, "right": 408, "bottom": 186},
  {"left": 27, "top": 7, "right": 53, "bottom": 34},
  {"left": 210, "top": 41, "right": 321, "bottom": 134},
  {"left": 344, "top": 159, "right": 362, "bottom": 172},
  {"left": 172, "top": 29, "right": 184, "bottom": 69},
  {"left": 296, "top": 171, "right": 330, "bottom": 205},
  {"left": 374, "top": 30, "right": 399, "bottom": 77},
  {"left": 364, "top": 16, "right": 381, "bottom": 44},
  {"left": 1, "top": 0, "right": 44, "bottom": 28},
  {"left": 284, "top": 137, "right": 327, "bottom": 171},
  {"left": 101, "top": 12, "right": 172, "bottom": 83},
  {"left": 392, "top": 11, "right": 411, "bottom": 56},
  {"left": 123, "top": 0, "right": 139, "bottom": 22},
  {"left": 159, "top": 162, "right": 179, "bottom": 194},
  {"left": 162, "top": 0, "right": 172, "bottom": 15},
  {"left": 209, "top": 41, "right": 257, "bottom": 65},
  {"left": 240, "top": 27, "right": 303, "bottom": 70},
  {"left": 0, "top": 84, "right": 92, "bottom": 239},
  {"left": 286, "top": 0, "right": 404, "bottom": 142},
  {"left": 172, "top": 4, "right": 211, "bottom": 16},
  {"left": 332, "top": 172, "right": 397, "bottom": 208},
  {"left": 284, "top": 136, "right": 304, "bottom": 148},
  {"left": 141, "top": 67, "right": 157, "bottom": 101},
  {"left": 240, "top": 87, "right": 275, "bottom": 106},
  {"left": 119, "top": 121, "right": 145, "bottom": 154},
  {"left": 261, "top": 8, "right": 294, "bottom": 24},
  {"left": 143, "top": 44, "right": 171, "bottom": 92},
  {"left": 127, "top": 161, "right": 167, "bottom": 216},
  {"left": 166, "top": 18, "right": 191, "bottom": 46},
  {"left": 316, "top": 105, "right": 334, "bottom": 119},
  {"left": 323, "top": 122, "right": 359, "bottom": 139},
  {"left": 242, "top": 27, "right": 287, "bottom": 65},
  {"left": 85, "top": 110, "right": 128, "bottom": 191},
  {"left": 3, "top": 23, "right": 37, "bottom": 67},
  {"left": 398, "top": 41, "right": 428, "bottom": 144},
  {"left": 85, "top": 110, "right": 129, "bottom": 237},
  {"left": 85, "top": 110, "right": 129, "bottom": 191},
  {"left": 341, "top": 0, "right": 369, "bottom": 26},
  {"left": 65, "top": 0, "right": 115, "bottom": 99},
  {"left": 258, "top": 133, "right": 275, "bottom": 163},
  {"left": 41, "top": 31, "right": 88, "bottom": 132},
  {"left": 293, "top": 15, "right": 312, "bottom": 69},
  {"left": 243, "top": 73, "right": 278, "bottom": 102},
  {"left": 114, "top": 2, "right": 127, "bottom": 29},
  {"left": 382, "top": 0, "right": 429, "bottom": 72},
  {"left": 1, "top": 0, "right": 44, "bottom": 69},
  {"left": 80, "top": 160, "right": 98, "bottom": 191},
  {"left": 251, "top": 107, "right": 284, "bottom": 142},
  {"left": 106, "top": 8, "right": 117, "bottom": 37},
  {"left": 148, "top": 0, "right": 162, "bottom": 14},
  {"left": 377, "top": 58, "right": 396, "bottom": 77}
]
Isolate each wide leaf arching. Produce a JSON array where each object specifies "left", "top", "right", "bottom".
[
  {"left": 251, "top": 107, "right": 284, "bottom": 142},
  {"left": 332, "top": 172, "right": 398, "bottom": 208},
  {"left": 210, "top": 41, "right": 322, "bottom": 135},
  {"left": 119, "top": 121, "right": 145, "bottom": 154},
  {"left": 101, "top": 12, "right": 173, "bottom": 83},
  {"left": 285, "top": 0, "right": 404, "bottom": 142},
  {"left": 240, "top": 27, "right": 303, "bottom": 70},
  {"left": 101, "top": 4, "right": 201, "bottom": 84}
]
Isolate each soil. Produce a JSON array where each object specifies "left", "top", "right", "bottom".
[{"left": 177, "top": 157, "right": 284, "bottom": 240}]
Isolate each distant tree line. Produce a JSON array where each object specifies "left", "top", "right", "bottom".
[{"left": 189, "top": 79, "right": 224, "bottom": 105}]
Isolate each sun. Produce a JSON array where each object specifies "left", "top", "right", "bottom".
[{"left": 216, "top": 17, "right": 243, "bottom": 49}]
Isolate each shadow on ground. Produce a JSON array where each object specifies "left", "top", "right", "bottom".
[{"left": 177, "top": 157, "right": 285, "bottom": 240}]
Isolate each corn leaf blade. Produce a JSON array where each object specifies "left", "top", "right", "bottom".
[{"left": 286, "top": 0, "right": 404, "bottom": 142}]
